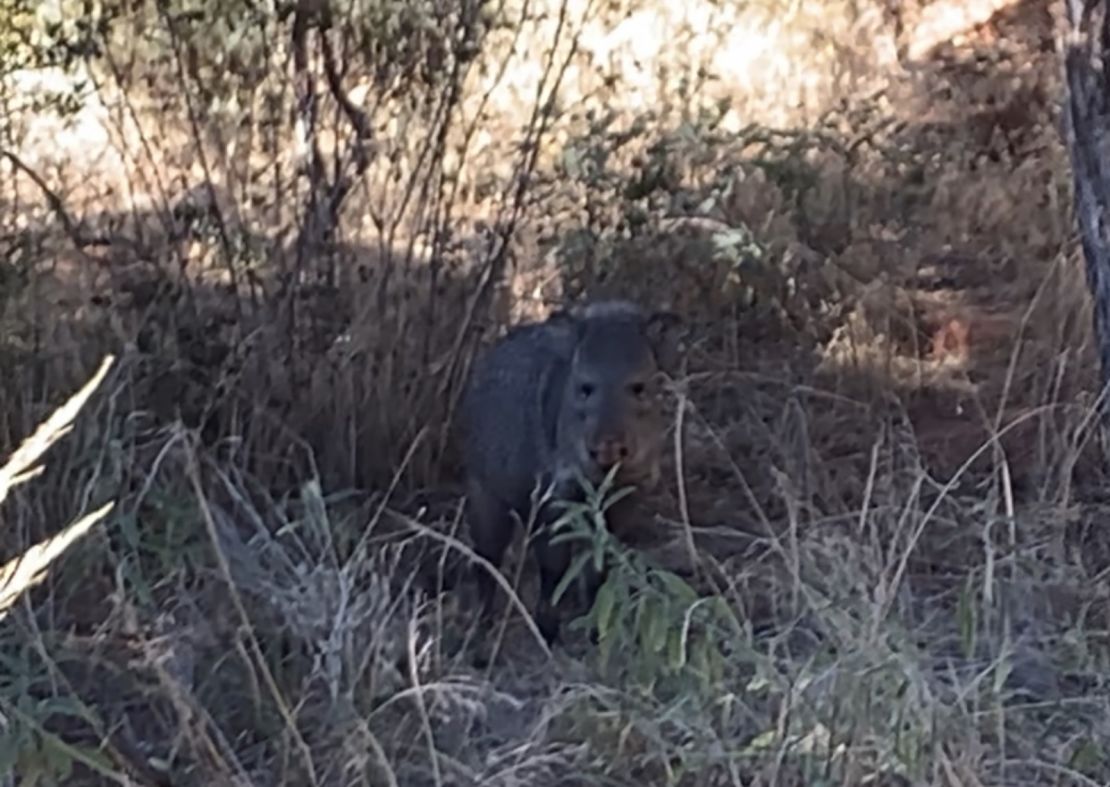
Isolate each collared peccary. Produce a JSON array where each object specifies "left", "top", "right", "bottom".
[{"left": 459, "top": 299, "right": 682, "bottom": 648}]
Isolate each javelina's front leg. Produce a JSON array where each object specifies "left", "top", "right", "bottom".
[
  {"left": 531, "top": 479, "right": 601, "bottom": 645},
  {"left": 532, "top": 514, "right": 573, "bottom": 645},
  {"left": 465, "top": 480, "right": 516, "bottom": 666}
]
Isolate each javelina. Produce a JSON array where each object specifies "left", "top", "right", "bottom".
[{"left": 459, "top": 299, "right": 682, "bottom": 647}]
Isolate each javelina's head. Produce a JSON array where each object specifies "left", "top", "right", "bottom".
[{"left": 551, "top": 300, "right": 683, "bottom": 488}]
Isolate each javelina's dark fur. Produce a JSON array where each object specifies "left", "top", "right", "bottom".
[{"left": 459, "top": 299, "right": 682, "bottom": 648}]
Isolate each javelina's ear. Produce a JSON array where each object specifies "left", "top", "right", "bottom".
[
  {"left": 546, "top": 307, "right": 576, "bottom": 325},
  {"left": 644, "top": 310, "right": 685, "bottom": 373},
  {"left": 545, "top": 306, "right": 586, "bottom": 342}
]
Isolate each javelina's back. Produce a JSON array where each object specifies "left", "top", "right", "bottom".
[{"left": 459, "top": 318, "right": 579, "bottom": 515}]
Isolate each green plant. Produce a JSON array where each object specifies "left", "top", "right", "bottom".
[
  {"left": 548, "top": 466, "right": 740, "bottom": 699},
  {"left": 0, "top": 637, "right": 116, "bottom": 785}
]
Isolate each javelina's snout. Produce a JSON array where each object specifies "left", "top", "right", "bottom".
[{"left": 588, "top": 433, "right": 630, "bottom": 469}]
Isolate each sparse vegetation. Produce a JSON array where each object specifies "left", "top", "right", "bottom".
[{"left": 1, "top": 0, "right": 1108, "bottom": 785}]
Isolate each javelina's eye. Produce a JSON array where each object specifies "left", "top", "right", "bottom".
[
  {"left": 630, "top": 382, "right": 646, "bottom": 397},
  {"left": 579, "top": 382, "right": 595, "bottom": 399}
]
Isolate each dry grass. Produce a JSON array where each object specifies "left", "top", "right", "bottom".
[
  {"left": 0, "top": 0, "right": 1108, "bottom": 785},
  {"left": 0, "top": 354, "right": 115, "bottom": 622}
]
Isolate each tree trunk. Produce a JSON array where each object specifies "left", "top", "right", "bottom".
[{"left": 1063, "top": 0, "right": 1110, "bottom": 396}]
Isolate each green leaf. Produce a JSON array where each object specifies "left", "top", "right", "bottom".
[
  {"left": 552, "top": 550, "right": 593, "bottom": 606},
  {"left": 599, "top": 483, "right": 636, "bottom": 513},
  {"left": 656, "top": 569, "right": 698, "bottom": 606},
  {"left": 118, "top": 512, "right": 140, "bottom": 549},
  {"left": 548, "top": 528, "right": 592, "bottom": 547},
  {"left": 691, "top": 638, "right": 710, "bottom": 677},
  {"left": 36, "top": 696, "right": 96, "bottom": 725},
  {"left": 593, "top": 578, "right": 617, "bottom": 641},
  {"left": 666, "top": 623, "right": 686, "bottom": 670},
  {"left": 706, "top": 595, "right": 743, "bottom": 634},
  {"left": 591, "top": 525, "right": 608, "bottom": 572},
  {"left": 641, "top": 598, "right": 669, "bottom": 655},
  {"left": 1069, "top": 738, "right": 1105, "bottom": 773},
  {"left": 992, "top": 653, "right": 1012, "bottom": 695},
  {"left": 121, "top": 557, "right": 153, "bottom": 607},
  {"left": 65, "top": 744, "right": 117, "bottom": 778},
  {"left": 0, "top": 649, "right": 32, "bottom": 679},
  {"left": 548, "top": 503, "right": 591, "bottom": 536},
  {"left": 35, "top": 731, "right": 116, "bottom": 781},
  {"left": 0, "top": 729, "right": 26, "bottom": 775},
  {"left": 16, "top": 739, "right": 42, "bottom": 787},
  {"left": 598, "top": 621, "right": 615, "bottom": 672},
  {"left": 595, "top": 463, "right": 622, "bottom": 499},
  {"left": 40, "top": 735, "right": 72, "bottom": 781}
]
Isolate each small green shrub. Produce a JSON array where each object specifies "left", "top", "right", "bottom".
[{"left": 549, "top": 467, "right": 740, "bottom": 700}]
